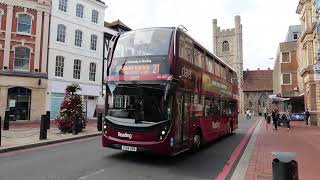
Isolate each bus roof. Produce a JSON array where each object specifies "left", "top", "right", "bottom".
[
  {"left": 115, "top": 27, "right": 237, "bottom": 74},
  {"left": 176, "top": 27, "right": 237, "bottom": 74}
]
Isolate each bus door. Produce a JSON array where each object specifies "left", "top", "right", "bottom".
[
  {"left": 212, "top": 97, "right": 222, "bottom": 135},
  {"left": 174, "top": 92, "right": 190, "bottom": 149},
  {"left": 220, "top": 98, "right": 229, "bottom": 134}
]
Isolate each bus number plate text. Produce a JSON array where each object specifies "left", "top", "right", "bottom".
[{"left": 121, "top": 145, "right": 137, "bottom": 152}]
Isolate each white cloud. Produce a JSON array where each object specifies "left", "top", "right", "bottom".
[{"left": 104, "top": 0, "right": 300, "bottom": 70}]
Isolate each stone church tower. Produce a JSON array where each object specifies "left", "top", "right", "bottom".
[{"left": 213, "top": 15, "right": 244, "bottom": 113}]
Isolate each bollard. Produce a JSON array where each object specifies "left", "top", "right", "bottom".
[
  {"left": 272, "top": 152, "right": 298, "bottom": 180},
  {"left": 3, "top": 110, "right": 10, "bottom": 130},
  {"left": 46, "top": 111, "right": 51, "bottom": 129},
  {"left": 0, "top": 116, "right": 2, "bottom": 146},
  {"left": 39, "top": 115, "right": 47, "bottom": 140},
  {"left": 72, "top": 115, "right": 78, "bottom": 135},
  {"left": 97, "top": 112, "right": 102, "bottom": 131}
]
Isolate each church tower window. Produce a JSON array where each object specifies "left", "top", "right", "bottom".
[{"left": 222, "top": 41, "right": 230, "bottom": 52}]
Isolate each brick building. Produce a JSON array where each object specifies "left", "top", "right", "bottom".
[
  {"left": 0, "top": 0, "right": 51, "bottom": 121},
  {"left": 243, "top": 69, "right": 273, "bottom": 115},
  {"left": 273, "top": 25, "right": 305, "bottom": 113}
]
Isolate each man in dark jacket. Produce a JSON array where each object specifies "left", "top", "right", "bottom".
[
  {"left": 305, "top": 109, "right": 310, "bottom": 125},
  {"left": 272, "top": 109, "right": 278, "bottom": 130}
]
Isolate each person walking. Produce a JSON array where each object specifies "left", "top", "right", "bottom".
[
  {"left": 263, "top": 107, "right": 267, "bottom": 120},
  {"left": 246, "top": 109, "right": 251, "bottom": 120},
  {"left": 272, "top": 109, "right": 278, "bottom": 130},
  {"left": 285, "top": 110, "right": 291, "bottom": 129},
  {"left": 305, "top": 109, "right": 310, "bottom": 125}
]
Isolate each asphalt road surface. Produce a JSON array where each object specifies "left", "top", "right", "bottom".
[{"left": 0, "top": 117, "right": 257, "bottom": 180}]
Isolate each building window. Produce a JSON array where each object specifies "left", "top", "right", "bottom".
[
  {"left": 0, "top": 9, "right": 3, "bottom": 29},
  {"left": 282, "top": 73, "right": 291, "bottom": 85},
  {"left": 293, "top": 32, "right": 299, "bottom": 40},
  {"left": 57, "top": 24, "right": 66, "bottom": 43},
  {"left": 75, "top": 30, "right": 83, "bottom": 47},
  {"left": 55, "top": 56, "right": 64, "bottom": 77},
  {"left": 59, "top": 0, "right": 68, "bottom": 12},
  {"left": 76, "top": 4, "right": 84, "bottom": 18},
  {"left": 222, "top": 41, "right": 229, "bottom": 52},
  {"left": 89, "top": 62, "right": 96, "bottom": 81},
  {"left": 14, "top": 47, "right": 30, "bottom": 70},
  {"left": 214, "top": 61, "right": 220, "bottom": 76},
  {"left": 281, "top": 52, "right": 290, "bottom": 63},
  {"left": 91, "top": 10, "right": 99, "bottom": 23},
  {"left": 73, "top": 59, "right": 81, "bottom": 79},
  {"left": 17, "top": 14, "right": 32, "bottom": 34},
  {"left": 90, "top": 34, "right": 97, "bottom": 51}
]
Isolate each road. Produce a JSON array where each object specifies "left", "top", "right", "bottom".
[{"left": 0, "top": 117, "right": 257, "bottom": 180}]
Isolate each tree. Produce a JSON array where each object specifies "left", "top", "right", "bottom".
[{"left": 55, "top": 84, "right": 86, "bottom": 132}]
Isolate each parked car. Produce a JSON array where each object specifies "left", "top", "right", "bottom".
[{"left": 289, "top": 113, "right": 305, "bottom": 121}]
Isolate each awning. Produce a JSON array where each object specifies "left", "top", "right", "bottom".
[{"left": 268, "top": 95, "right": 290, "bottom": 102}]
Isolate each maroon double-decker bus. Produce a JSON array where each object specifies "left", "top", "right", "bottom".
[{"left": 102, "top": 27, "right": 239, "bottom": 155}]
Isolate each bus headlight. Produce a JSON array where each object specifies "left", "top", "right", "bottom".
[{"left": 158, "top": 126, "right": 168, "bottom": 141}]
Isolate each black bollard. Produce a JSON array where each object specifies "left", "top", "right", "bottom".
[
  {"left": 0, "top": 116, "right": 2, "bottom": 146},
  {"left": 3, "top": 110, "right": 10, "bottom": 130},
  {"left": 39, "top": 115, "right": 47, "bottom": 140},
  {"left": 72, "top": 115, "right": 78, "bottom": 135},
  {"left": 97, "top": 113, "right": 102, "bottom": 131},
  {"left": 46, "top": 111, "right": 51, "bottom": 129}
]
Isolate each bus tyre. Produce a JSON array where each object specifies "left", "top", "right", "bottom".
[{"left": 192, "top": 133, "right": 201, "bottom": 152}]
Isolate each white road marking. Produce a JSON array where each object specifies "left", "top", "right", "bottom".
[{"left": 78, "top": 169, "right": 105, "bottom": 180}]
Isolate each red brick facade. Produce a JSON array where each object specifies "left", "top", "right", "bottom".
[{"left": 0, "top": 3, "right": 44, "bottom": 72}]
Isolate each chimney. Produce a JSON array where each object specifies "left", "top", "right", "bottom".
[
  {"left": 268, "top": 68, "right": 270, "bottom": 70},
  {"left": 246, "top": 68, "right": 249, "bottom": 71},
  {"left": 257, "top": 68, "right": 260, "bottom": 70}
]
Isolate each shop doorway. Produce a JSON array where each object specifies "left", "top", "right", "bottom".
[{"left": 7, "top": 87, "right": 31, "bottom": 120}]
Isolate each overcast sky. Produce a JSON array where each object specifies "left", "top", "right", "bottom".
[{"left": 103, "top": 0, "right": 300, "bottom": 70}]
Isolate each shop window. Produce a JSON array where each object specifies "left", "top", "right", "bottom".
[{"left": 7, "top": 87, "right": 31, "bottom": 120}]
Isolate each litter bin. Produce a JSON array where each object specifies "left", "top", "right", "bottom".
[
  {"left": 267, "top": 115, "right": 271, "bottom": 124},
  {"left": 272, "top": 152, "right": 298, "bottom": 180}
]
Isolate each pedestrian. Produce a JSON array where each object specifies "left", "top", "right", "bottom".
[
  {"left": 246, "top": 109, "right": 250, "bottom": 120},
  {"left": 285, "top": 110, "right": 291, "bottom": 129},
  {"left": 272, "top": 109, "right": 278, "bottom": 130},
  {"left": 305, "top": 109, "right": 310, "bottom": 125},
  {"left": 263, "top": 107, "right": 267, "bottom": 120}
]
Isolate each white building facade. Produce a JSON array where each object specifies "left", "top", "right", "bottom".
[{"left": 48, "top": 0, "right": 107, "bottom": 119}]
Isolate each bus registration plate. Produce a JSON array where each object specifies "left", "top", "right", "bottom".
[{"left": 121, "top": 145, "right": 137, "bottom": 152}]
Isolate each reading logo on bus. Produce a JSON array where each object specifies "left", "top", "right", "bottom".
[{"left": 118, "top": 132, "right": 133, "bottom": 139}]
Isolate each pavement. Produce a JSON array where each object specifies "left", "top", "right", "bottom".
[
  {"left": 0, "top": 120, "right": 101, "bottom": 153},
  {"left": 231, "top": 118, "right": 320, "bottom": 180},
  {"left": 0, "top": 117, "right": 257, "bottom": 180}
]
